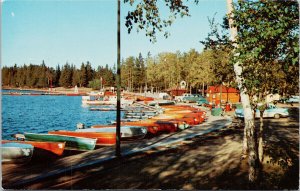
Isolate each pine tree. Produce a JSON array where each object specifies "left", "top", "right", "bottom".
[
  {"left": 86, "top": 61, "right": 94, "bottom": 83},
  {"left": 59, "top": 63, "right": 72, "bottom": 87},
  {"left": 80, "top": 63, "right": 87, "bottom": 87}
]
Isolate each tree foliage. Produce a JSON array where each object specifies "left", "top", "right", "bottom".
[
  {"left": 202, "top": 0, "right": 299, "bottom": 98},
  {"left": 2, "top": 61, "right": 116, "bottom": 89},
  {"left": 124, "top": 0, "right": 199, "bottom": 42}
]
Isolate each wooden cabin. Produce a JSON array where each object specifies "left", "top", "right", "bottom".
[
  {"left": 167, "top": 88, "right": 187, "bottom": 97},
  {"left": 206, "top": 85, "right": 240, "bottom": 104}
]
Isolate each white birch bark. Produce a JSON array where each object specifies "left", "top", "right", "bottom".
[{"left": 226, "top": 0, "right": 258, "bottom": 183}]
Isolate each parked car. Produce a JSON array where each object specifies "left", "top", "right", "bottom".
[
  {"left": 286, "top": 96, "right": 299, "bottom": 103},
  {"left": 235, "top": 104, "right": 289, "bottom": 119},
  {"left": 279, "top": 95, "right": 299, "bottom": 104},
  {"left": 175, "top": 93, "right": 192, "bottom": 102},
  {"left": 182, "top": 94, "right": 208, "bottom": 104},
  {"left": 197, "top": 98, "right": 209, "bottom": 106}
]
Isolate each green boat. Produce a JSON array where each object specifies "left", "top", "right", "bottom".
[{"left": 24, "top": 133, "right": 96, "bottom": 151}]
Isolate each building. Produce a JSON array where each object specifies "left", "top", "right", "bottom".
[
  {"left": 167, "top": 88, "right": 187, "bottom": 97},
  {"left": 206, "top": 85, "right": 240, "bottom": 104}
]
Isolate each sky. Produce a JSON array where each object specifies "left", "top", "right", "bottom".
[{"left": 2, "top": 0, "right": 227, "bottom": 69}]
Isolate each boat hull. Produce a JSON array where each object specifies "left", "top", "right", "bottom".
[
  {"left": 77, "top": 126, "right": 148, "bottom": 140},
  {"left": 2, "top": 142, "right": 34, "bottom": 164},
  {"left": 24, "top": 133, "right": 96, "bottom": 151},
  {"left": 48, "top": 131, "right": 116, "bottom": 146},
  {"left": 2, "top": 140, "right": 65, "bottom": 156}
]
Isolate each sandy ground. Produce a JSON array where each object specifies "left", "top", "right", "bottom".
[{"left": 23, "top": 104, "right": 299, "bottom": 190}]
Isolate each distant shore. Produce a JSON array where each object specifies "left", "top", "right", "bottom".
[{"left": 2, "top": 86, "right": 93, "bottom": 94}]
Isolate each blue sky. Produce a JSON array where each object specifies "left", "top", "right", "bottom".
[{"left": 2, "top": 0, "right": 227, "bottom": 69}]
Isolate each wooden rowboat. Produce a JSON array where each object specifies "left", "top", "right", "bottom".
[
  {"left": 24, "top": 133, "right": 96, "bottom": 151},
  {"left": 97, "top": 120, "right": 186, "bottom": 134},
  {"left": 2, "top": 140, "right": 65, "bottom": 156},
  {"left": 77, "top": 126, "right": 148, "bottom": 140},
  {"left": 1, "top": 142, "right": 34, "bottom": 164},
  {"left": 183, "top": 111, "right": 207, "bottom": 125},
  {"left": 48, "top": 131, "right": 116, "bottom": 146}
]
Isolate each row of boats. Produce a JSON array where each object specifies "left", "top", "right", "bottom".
[{"left": 2, "top": 104, "right": 207, "bottom": 164}]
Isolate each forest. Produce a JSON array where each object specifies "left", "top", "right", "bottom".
[
  {"left": 2, "top": 47, "right": 299, "bottom": 96},
  {"left": 2, "top": 61, "right": 114, "bottom": 90}
]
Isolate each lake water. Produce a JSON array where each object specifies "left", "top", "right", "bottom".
[{"left": 1, "top": 90, "right": 120, "bottom": 140}]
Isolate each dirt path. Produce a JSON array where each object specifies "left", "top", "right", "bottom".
[{"left": 25, "top": 105, "right": 299, "bottom": 190}]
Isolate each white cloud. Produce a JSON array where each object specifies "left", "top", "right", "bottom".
[{"left": 11, "top": 12, "right": 15, "bottom": 17}]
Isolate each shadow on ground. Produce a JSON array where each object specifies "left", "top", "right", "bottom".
[{"left": 4, "top": 106, "right": 299, "bottom": 190}]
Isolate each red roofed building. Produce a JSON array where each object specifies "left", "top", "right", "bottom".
[{"left": 206, "top": 85, "right": 240, "bottom": 104}]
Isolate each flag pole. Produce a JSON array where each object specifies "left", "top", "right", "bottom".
[{"left": 116, "top": 0, "right": 121, "bottom": 157}]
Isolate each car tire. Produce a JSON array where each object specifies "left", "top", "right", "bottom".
[{"left": 274, "top": 114, "right": 280, "bottom": 119}]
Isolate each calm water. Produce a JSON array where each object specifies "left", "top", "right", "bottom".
[{"left": 2, "top": 90, "right": 121, "bottom": 140}]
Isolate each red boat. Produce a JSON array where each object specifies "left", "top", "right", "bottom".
[
  {"left": 48, "top": 131, "right": 116, "bottom": 146},
  {"left": 2, "top": 140, "right": 65, "bottom": 156},
  {"left": 136, "top": 96, "right": 154, "bottom": 101},
  {"left": 185, "top": 111, "right": 207, "bottom": 124},
  {"left": 119, "top": 120, "right": 183, "bottom": 134}
]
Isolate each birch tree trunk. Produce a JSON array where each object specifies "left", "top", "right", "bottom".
[
  {"left": 202, "top": 82, "right": 205, "bottom": 96},
  {"left": 226, "top": 0, "right": 259, "bottom": 184},
  {"left": 259, "top": 111, "right": 264, "bottom": 162}
]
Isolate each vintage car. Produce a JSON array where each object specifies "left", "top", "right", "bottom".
[
  {"left": 279, "top": 95, "right": 299, "bottom": 104},
  {"left": 182, "top": 94, "right": 208, "bottom": 104},
  {"left": 286, "top": 96, "right": 299, "bottom": 103},
  {"left": 197, "top": 98, "right": 209, "bottom": 106},
  {"left": 235, "top": 104, "right": 289, "bottom": 119}
]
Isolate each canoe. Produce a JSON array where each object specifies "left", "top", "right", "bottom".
[
  {"left": 48, "top": 131, "right": 116, "bottom": 146},
  {"left": 154, "top": 120, "right": 179, "bottom": 132},
  {"left": 136, "top": 96, "right": 154, "bottom": 101},
  {"left": 148, "top": 101, "right": 176, "bottom": 106},
  {"left": 2, "top": 140, "right": 65, "bottom": 156},
  {"left": 166, "top": 119, "right": 190, "bottom": 130},
  {"left": 24, "top": 133, "right": 96, "bottom": 151},
  {"left": 77, "top": 126, "right": 148, "bottom": 140},
  {"left": 117, "top": 121, "right": 160, "bottom": 134},
  {"left": 1, "top": 142, "right": 34, "bottom": 164},
  {"left": 179, "top": 116, "right": 199, "bottom": 125},
  {"left": 183, "top": 111, "right": 207, "bottom": 124}
]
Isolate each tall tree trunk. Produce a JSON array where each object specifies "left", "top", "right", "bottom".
[
  {"left": 202, "top": 82, "right": 205, "bottom": 96},
  {"left": 226, "top": 0, "right": 259, "bottom": 184},
  {"left": 246, "top": 119, "right": 259, "bottom": 184},
  {"left": 259, "top": 111, "right": 264, "bottom": 162}
]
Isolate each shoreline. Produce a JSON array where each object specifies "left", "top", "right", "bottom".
[{"left": 2, "top": 86, "right": 93, "bottom": 94}]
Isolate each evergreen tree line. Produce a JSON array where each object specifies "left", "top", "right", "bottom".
[
  {"left": 2, "top": 50, "right": 298, "bottom": 95},
  {"left": 2, "top": 61, "right": 115, "bottom": 89}
]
